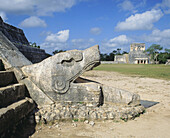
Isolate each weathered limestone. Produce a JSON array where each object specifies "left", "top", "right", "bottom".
[
  {"left": 0, "top": 16, "right": 49, "bottom": 63},
  {"left": 0, "top": 83, "right": 26, "bottom": 108},
  {"left": 0, "top": 71, "right": 17, "bottom": 87},
  {"left": 0, "top": 68, "right": 35, "bottom": 136},
  {"left": 0, "top": 31, "right": 32, "bottom": 69},
  {"left": 0, "top": 98, "right": 35, "bottom": 134},
  {"left": 21, "top": 45, "right": 101, "bottom": 104},
  {"left": 0, "top": 59, "right": 4, "bottom": 71},
  {"left": 103, "top": 85, "right": 140, "bottom": 105},
  {"left": 35, "top": 103, "right": 145, "bottom": 123}
]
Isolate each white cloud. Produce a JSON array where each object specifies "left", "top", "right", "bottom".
[
  {"left": 142, "top": 29, "right": 170, "bottom": 47},
  {"left": 102, "top": 35, "right": 132, "bottom": 48},
  {"left": 71, "top": 38, "right": 96, "bottom": 49},
  {"left": 19, "top": 16, "right": 47, "bottom": 28},
  {"left": 45, "top": 30, "right": 69, "bottom": 43},
  {"left": 115, "top": 9, "right": 163, "bottom": 31},
  {"left": 101, "top": 35, "right": 132, "bottom": 53},
  {"left": 35, "top": 0, "right": 76, "bottom": 16},
  {"left": 41, "top": 30, "right": 70, "bottom": 53},
  {"left": 90, "top": 27, "right": 101, "bottom": 35},
  {"left": 118, "top": 0, "right": 146, "bottom": 13},
  {"left": 0, "top": 11, "right": 7, "bottom": 21},
  {"left": 155, "top": 0, "right": 170, "bottom": 14},
  {"left": 118, "top": 0, "right": 134, "bottom": 11},
  {"left": 0, "top": 0, "right": 77, "bottom": 16},
  {"left": 0, "top": 0, "right": 34, "bottom": 14}
]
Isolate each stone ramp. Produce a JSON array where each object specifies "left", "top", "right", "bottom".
[{"left": 0, "top": 67, "right": 35, "bottom": 136}]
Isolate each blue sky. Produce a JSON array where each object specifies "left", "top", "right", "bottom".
[{"left": 0, "top": 0, "right": 170, "bottom": 54}]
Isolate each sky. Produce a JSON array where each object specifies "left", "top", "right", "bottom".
[{"left": 0, "top": 0, "right": 170, "bottom": 54}]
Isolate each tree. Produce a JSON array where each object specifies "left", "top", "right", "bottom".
[
  {"left": 117, "top": 48, "right": 121, "bottom": 55},
  {"left": 29, "top": 42, "right": 40, "bottom": 49},
  {"left": 112, "top": 50, "right": 117, "bottom": 54},
  {"left": 157, "top": 52, "right": 170, "bottom": 64},
  {"left": 122, "top": 51, "right": 128, "bottom": 54},
  {"left": 53, "top": 50, "right": 66, "bottom": 55},
  {"left": 146, "top": 44, "right": 163, "bottom": 64},
  {"left": 165, "top": 48, "right": 170, "bottom": 53}
]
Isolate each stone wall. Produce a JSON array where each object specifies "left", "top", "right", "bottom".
[
  {"left": 0, "top": 16, "right": 49, "bottom": 63},
  {"left": 15, "top": 44, "right": 49, "bottom": 63},
  {"left": 114, "top": 55, "right": 128, "bottom": 63},
  {"left": 130, "top": 43, "right": 145, "bottom": 52},
  {"left": 129, "top": 51, "right": 149, "bottom": 64}
]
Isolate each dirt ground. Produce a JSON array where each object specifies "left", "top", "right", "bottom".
[{"left": 31, "top": 70, "right": 170, "bottom": 138}]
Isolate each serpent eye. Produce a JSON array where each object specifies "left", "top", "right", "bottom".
[{"left": 61, "top": 58, "right": 75, "bottom": 67}]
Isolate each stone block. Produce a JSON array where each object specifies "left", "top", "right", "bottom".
[
  {"left": 0, "top": 84, "right": 26, "bottom": 108},
  {"left": 102, "top": 85, "right": 140, "bottom": 105},
  {"left": 0, "top": 98, "right": 35, "bottom": 134},
  {"left": 0, "top": 59, "right": 5, "bottom": 71},
  {"left": 0, "top": 71, "right": 17, "bottom": 87}
]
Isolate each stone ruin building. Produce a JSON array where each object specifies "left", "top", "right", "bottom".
[
  {"left": 0, "top": 16, "right": 49, "bottom": 63},
  {"left": 115, "top": 43, "right": 149, "bottom": 64},
  {"left": 0, "top": 17, "right": 145, "bottom": 137}
]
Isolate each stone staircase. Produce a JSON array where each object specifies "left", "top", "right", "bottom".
[{"left": 0, "top": 60, "right": 35, "bottom": 136}]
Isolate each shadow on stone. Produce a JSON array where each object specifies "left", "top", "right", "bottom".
[
  {"left": 2, "top": 114, "right": 36, "bottom": 138},
  {"left": 74, "top": 77, "right": 100, "bottom": 84},
  {"left": 140, "top": 100, "right": 159, "bottom": 108}
]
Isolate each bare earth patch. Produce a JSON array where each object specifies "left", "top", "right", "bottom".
[{"left": 31, "top": 70, "right": 170, "bottom": 138}]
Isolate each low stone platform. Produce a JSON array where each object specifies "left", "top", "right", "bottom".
[{"left": 35, "top": 103, "right": 145, "bottom": 123}]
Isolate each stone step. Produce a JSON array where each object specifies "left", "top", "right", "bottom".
[
  {"left": 0, "top": 84, "right": 26, "bottom": 108},
  {"left": 0, "top": 71, "right": 17, "bottom": 87},
  {"left": 0, "top": 59, "right": 5, "bottom": 71},
  {"left": 0, "top": 98, "right": 35, "bottom": 135}
]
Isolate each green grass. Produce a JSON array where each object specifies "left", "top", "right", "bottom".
[{"left": 94, "top": 64, "right": 170, "bottom": 80}]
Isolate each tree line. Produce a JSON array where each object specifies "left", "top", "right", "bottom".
[
  {"left": 29, "top": 42, "right": 40, "bottom": 49},
  {"left": 100, "top": 48, "right": 129, "bottom": 61},
  {"left": 145, "top": 44, "right": 170, "bottom": 64}
]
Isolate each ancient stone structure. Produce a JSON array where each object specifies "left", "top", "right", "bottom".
[
  {"left": 0, "top": 21, "right": 145, "bottom": 136},
  {"left": 130, "top": 43, "right": 145, "bottom": 51},
  {"left": 129, "top": 43, "right": 149, "bottom": 64},
  {"left": 114, "top": 54, "right": 129, "bottom": 64},
  {"left": 114, "top": 43, "right": 149, "bottom": 64},
  {"left": 0, "top": 16, "right": 49, "bottom": 63}
]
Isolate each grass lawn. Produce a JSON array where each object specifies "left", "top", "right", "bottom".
[{"left": 94, "top": 64, "right": 170, "bottom": 80}]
